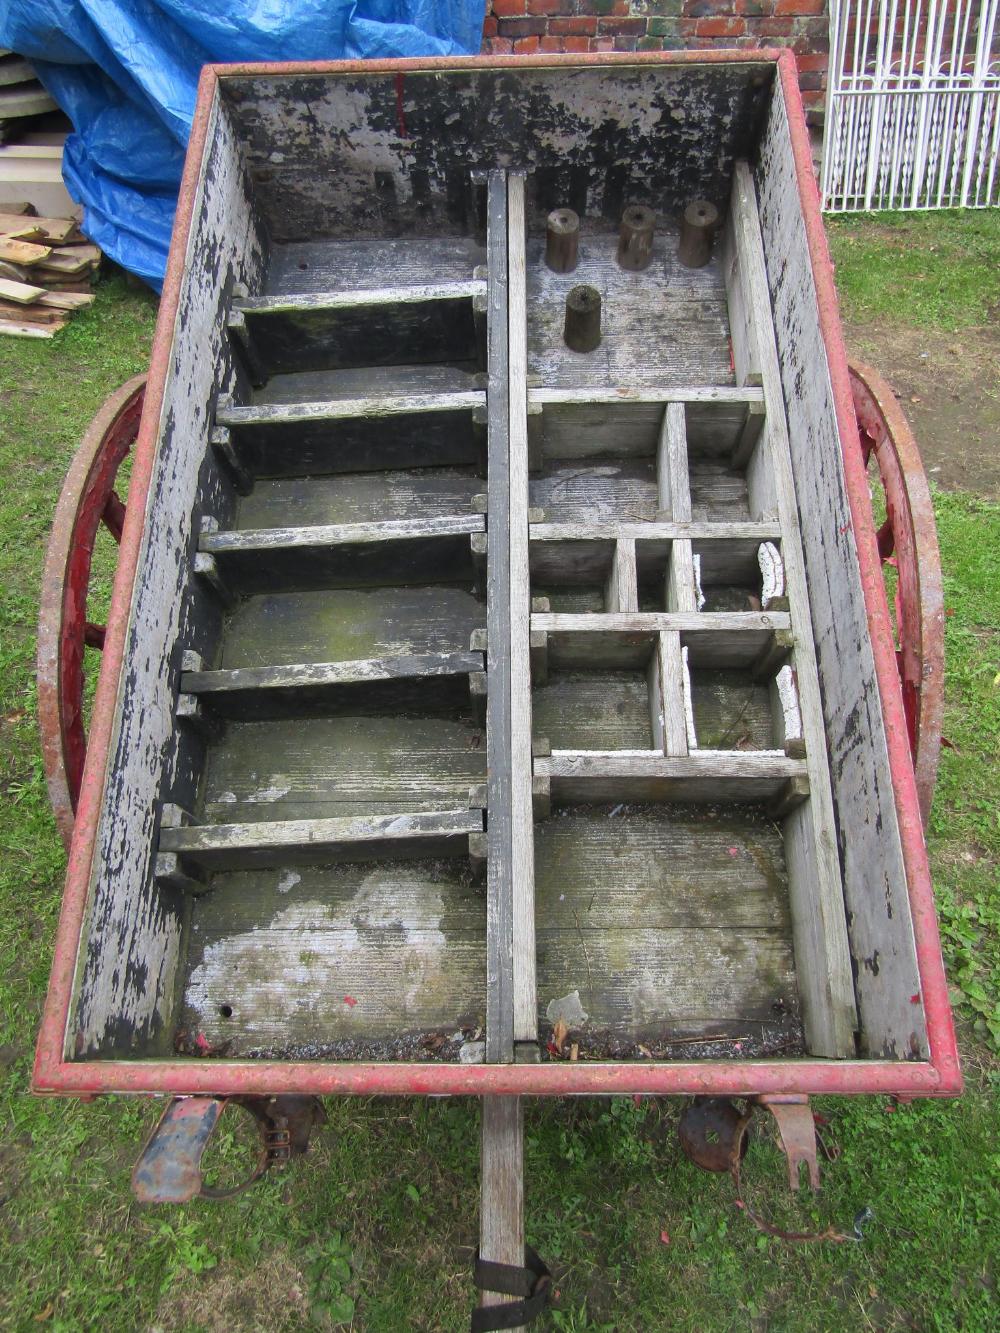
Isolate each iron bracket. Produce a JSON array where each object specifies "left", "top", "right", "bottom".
[
  {"left": 132, "top": 1094, "right": 325, "bottom": 1204},
  {"left": 756, "top": 1094, "right": 820, "bottom": 1191}
]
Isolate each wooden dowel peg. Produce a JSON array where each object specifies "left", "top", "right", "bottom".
[
  {"left": 545, "top": 207, "right": 580, "bottom": 273},
  {"left": 678, "top": 199, "right": 720, "bottom": 268},
  {"left": 617, "top": 205, "right": 655, "bottom": 271},
  {"left": 563, "top": 284, "right": 601, "bottom": 353}
]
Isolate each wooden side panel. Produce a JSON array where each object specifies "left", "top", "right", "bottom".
[
  {"left": 70, "top": 96, "right": 268, "bottom": 1057},
  {"left": 756, "top": 87, "right": 927, "bottom": 1059},
  {"left": 220, "top": 64, "right": 773, "bottom": 240}
]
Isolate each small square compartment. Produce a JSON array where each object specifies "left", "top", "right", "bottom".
[{"left": 530, "top": 536, "right": 616, "bottom": 612}]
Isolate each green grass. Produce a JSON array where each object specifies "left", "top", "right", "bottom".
[
  {"left": 827, "top": 208, "right": 1000, "bottom": 329},
  {"left": 1, "top": 230, "right": 999, "bottom": 1332}
]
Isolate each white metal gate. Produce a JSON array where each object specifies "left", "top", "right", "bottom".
[{"left": 822, "top": 0, "right": 1000, "bottom": 210}]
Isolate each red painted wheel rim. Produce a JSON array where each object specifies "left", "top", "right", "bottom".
[
  {"left": 848, "top": 359, "right": 944, "bottom": 829},
  {"left": 37, "top": 375, "right": 147, "bottom": 850}
]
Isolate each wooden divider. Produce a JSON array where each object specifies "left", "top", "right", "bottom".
[{"left": 722, "top": 161, "right": 858, "bottom": 1058}]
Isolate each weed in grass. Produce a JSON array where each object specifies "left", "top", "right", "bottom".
[{"left": 303, "top": 1232, "right": 356, "bottom": 1326}]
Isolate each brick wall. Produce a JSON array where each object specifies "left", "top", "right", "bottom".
[{"left": 481, "top": 0, "right": 830, "bottom": 120}]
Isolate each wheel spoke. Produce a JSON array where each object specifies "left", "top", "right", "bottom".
[{"left": 102, "top": 491, "right": 126, "bottom": 544}]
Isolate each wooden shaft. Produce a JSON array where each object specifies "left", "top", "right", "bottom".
[
  {"left": 545, "top": 207, "right": 580, "bottom": 273},
  {"left": 563, "top": 284, "right": 601, "bottom": 353},
  {"left": 617, "top": 204, "right": 655, "bottom": 271},
  {"left": 678, "top": 199, "right": 720, "bottom": 268}
]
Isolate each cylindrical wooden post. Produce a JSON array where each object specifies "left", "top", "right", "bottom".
[
  {"left": 563, "top": 285, "right": 601, "bottom": 353},
  {"left": 617, "top": 205, "right": 655, "bottom": 271},
  {"left": 545, "top": 207, "right": 580, "bottom": 273},
  {"left": 678, "top": 199, "right": 720, "bottom": 268}
]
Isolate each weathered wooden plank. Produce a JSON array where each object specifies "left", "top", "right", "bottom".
[
  {"left": 255, "top": 362, "right": 484, "bottom": 405},
  {"left": 238, "top": 467, "right": 482, "bottom": 529},
  {"left": 220, "top": 64, "right": 771, "bottom": 242},
  {"left": 201, "top": 714, "right": 486, "bottom": 823},
  {"left": 222, "top": 585, "right": 485, "bottom": 670},
  {"left": 537, "top": 751, "right": 805, "bottom": 804},
  {"left": 536, "top": 928, "right": 797, "bottom": 1035},
  {"left": 533, "top": 612, "right": 790, "bottom": 634},
  {"left": 267, "top": 236, "right": 486, "bottom": 294},
  {"left": 201, "top": 515, "right": 485, "bottom": 595},
  {"left": 757, "top": 93, "right": 925, "bottom": 1059},
  {"left": 534, "top": 807, "right": 791, "bottom": 929},
  {"left": 0, "top": 275, "right": 45, "bottom": 303},
  {"left": 604, "top": 538, "right": 638, "bottom": 613},
  {"left": 0, "top": 210, "right": 78, "bottom": 242},
  {"left": 532, "top": 672, "right": 653, "bottom": 751},
  {"left": 530, "top": 459, "right": 658, "bottom": 523},
  {"left": 657, "top": 403, "right": 691, "bottom": 519},
  {"left": 161, "top": 808, "right": 484, "bottom": 871},
  {"left": 480, "top": 1097, "right": 525, "bottom": 1328},
  {"left": 0, "top": 235, "right": 50, "bottom": 265},
  {"left": 531, "top": 387, "right": 764, "bottom": 406},
  {"left": 181, "top": 861, "right": 486, "bottom": 1053},
  {"left": 204, "top": 513, "right": 484, "bottom": 553},
  {"left": 181, "top": 651, "right": 485, "bottom": 720},
  {"left": 70, "top": 92, "right": 269, "bottom": 1057},
  {"left": 232, "top": 280, "right": 485, "bottom": 378},
  {"left": 532, "top": 520, "right": 781, "bottom": 543},
  {"left": 507, "top": 174, "right": 538, "bottom": 1048},
  {"left": 0, "top": 317, "right": 64, "bottom": 338},
  {"left": 217, "top": 391, "right": 486, "bottom": 478},
  {"left": 485, "top": 170, "right": 514, "bottom": 1064},
  {"left": 654, "top": 631, "right": 689, "bottom": 756},
  {"left": 726, "top": 159, "right": 857, "bottom": 1059},
  {"left": 689, "top": 460, "right": 751, "bottom": 521}
]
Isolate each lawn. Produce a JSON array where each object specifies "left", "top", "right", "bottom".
[{"left": 1, "top": 214, "right": 998, "bottom": 1332}]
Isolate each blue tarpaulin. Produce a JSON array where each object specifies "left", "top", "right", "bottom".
[{"left": 0, "top": 0, "right": 485, "bottom": 288}]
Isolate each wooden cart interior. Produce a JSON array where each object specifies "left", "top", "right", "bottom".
[{"left": 62, "top": 58, "right": 932, "bottom": 1083}]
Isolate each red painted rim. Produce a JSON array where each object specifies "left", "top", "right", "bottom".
[
  {"left": 37, "top": 375, "right": 147, "bottom": 850},
  {"left": 848, "top": 359, "right": 944, "bottom": 829}
]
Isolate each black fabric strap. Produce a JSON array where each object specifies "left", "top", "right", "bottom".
[{"left": 472, "top": 1246, "right": 551, "bottom": 1331}]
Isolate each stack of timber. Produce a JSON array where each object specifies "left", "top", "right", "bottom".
[
  {"left": 0, "top": 50, "right": 58, "bottom": 145},
  {"left": 0, "top": 203, "right": 99, "bottom": 338}
]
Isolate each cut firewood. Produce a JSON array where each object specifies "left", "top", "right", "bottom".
[
  {"left": 0, "top": 236, "right": 51, "bottom": 266},
  {"left": 35, "top": 290, "right": 95, "bottom": 311},
  {"left": 0, "top": 276, "right": 46, "bottom": 304},
  {"left": 0, "top": 298, "right": 65, "bottom": 324},
  {"left": 0, "top": 211, "right": 79, "bottom": 243},
  {"left": 0, "top": 316, "right": 67, "bottom": 338}
]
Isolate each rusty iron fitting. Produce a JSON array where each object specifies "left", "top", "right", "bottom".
[{"left": 677, "top": 1096, "right": 753, "bottom": 1174}]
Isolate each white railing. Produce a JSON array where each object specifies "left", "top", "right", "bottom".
[{"left": 822, "top": 0, "right": 1000, "bottom": 210}]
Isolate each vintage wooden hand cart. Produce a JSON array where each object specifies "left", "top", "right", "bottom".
[{"left": 35, "top": 51, "right": 958, "bottom": 1325}]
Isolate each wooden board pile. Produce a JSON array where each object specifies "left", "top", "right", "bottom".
[{"left": 0, "top": 202, "right": 99, "bottom": 337}]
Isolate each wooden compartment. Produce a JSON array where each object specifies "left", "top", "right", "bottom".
[{"left": 40, "top": 58, "right": 946, "bottom": 1100}]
